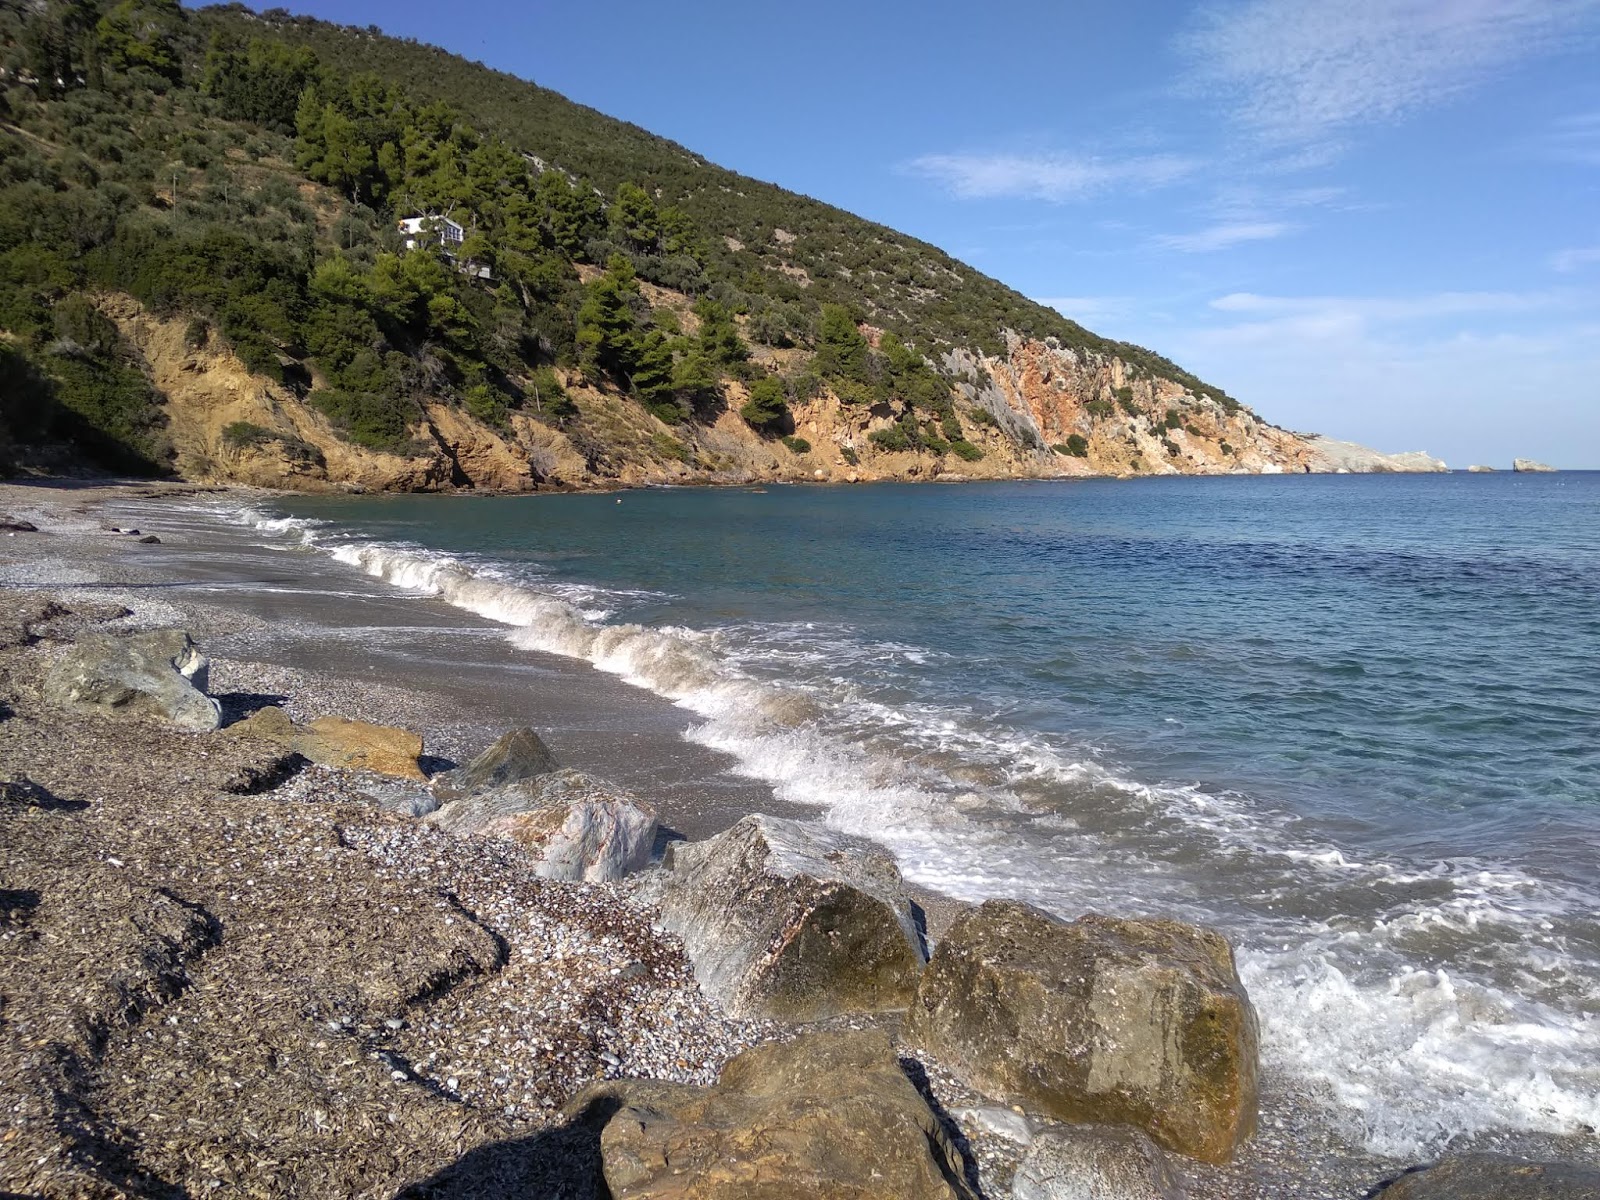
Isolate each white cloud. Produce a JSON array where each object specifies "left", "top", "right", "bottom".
[
  {"left": 1035, "top": 295, "right": 1134, "bottom": 325},
  {"left": 1153, "top": 221, "right": 1295, "bottom": 252},
  {"left": 1552, "top": 244, "right": 1600, "bottom": 272},
  {"left": 1182, "top": 0, "right": 1600, "bottom": 142},
  {"left": 1209, "top": 290, "right": 1565, "bottom": 320},
  {"left": 906, "top": 151, "right": 1196, "bottom": 201}
]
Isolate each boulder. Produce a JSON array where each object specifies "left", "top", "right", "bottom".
[
  {"left": 137, "top": 534, "right": 162, "bottom": 544},
  {"left": 905, "top": 900, "right": 1258, "bottom": 1164},
  {"left": 0, "top": 516, "right": 37, "bottom": 532},
  {"left": 1513, "top": 459, "right": 1557, "bottom": 473},
  {"left": 427, "top": 767, "right": 656, "bottom": 882},
  {"left": 650, "top": 814, "right": 926, "bottom": 1021},
  {"left": 43, "top": 629, "right": 221, "bottom": 732},
  {"left": 1011, "top": 1126, "right": 1186, "bottom": 1200},
  {"left": 231, "top": 706, "right": 425, "bottom": 780},
  {"left": 1466, "top": 465, "right": 1496, "bottom": 473},
  {"left": 1378, "top": 1155, "right": 1600, "bottom": 1199},
  {"left": 576, "top": 1028, "right": 976, "bottom": 1200},
  {"left": 429, "top": 726, "right": 559, "bottom": 801}
]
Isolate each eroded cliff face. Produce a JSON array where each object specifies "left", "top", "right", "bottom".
[{"left": 101, "top": 294, "right": 1437, "bottom": 495}]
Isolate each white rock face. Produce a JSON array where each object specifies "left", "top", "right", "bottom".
[
  {"left": 1302, "top": 436, "right": 1448, "bottom": 473},
  {"left": 1513, "top": 458, "right": 1557, "bottom": 472}
]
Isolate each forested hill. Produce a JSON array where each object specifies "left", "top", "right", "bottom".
[{"left": 2, "top": 1, "right": 1313, "bottom": 489}]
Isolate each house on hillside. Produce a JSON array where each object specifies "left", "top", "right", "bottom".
[{"left": 397, "top": 214, "right": 492, "bottom": 279}]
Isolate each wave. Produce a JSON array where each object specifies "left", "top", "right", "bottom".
[{"left": 226, "top": 501, "right": 1600, "bottom": 1158}]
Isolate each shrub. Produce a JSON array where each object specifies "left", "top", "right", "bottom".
[
  {"left": 840, "top": 446, "right": 859, "bottom": 465},
  {"left": 781, "top": 435, "right": 811, "bottom": 454},
  {"left": 1220, "top": 441, "right": 1234, "bottom": 456},
  {"left": 739, "top": 376, "right": 788, "bottom": 432},
  {"left": 651, "top": 431, "right": 689, "bottom": 462},
  {"left": 1085, "top": 399, "right": 1113, "bottom": 419},
  {"left": 1114, "top": 386, "right": 1138, "bottom": 417},
  {"left": 1163, "top": 408, "right": 1181, "bottom": 431},
  {"left": 1055, "top": 433, "right": 1089, "bottom": 457},
  {"left": 222, "top": 420, "right": 274, "bottom": 449},
  {"left": 949, "top": 439, "right": 983, "bottom": 461},
  {"left": 868, "top": 423, "right": 911, "bottom": 452},
  {"left": 183, "top": 316, "right": 210, "bottom": 350},
  {"left": 965, "top": 405, "right": 998, "bottom": 427}
]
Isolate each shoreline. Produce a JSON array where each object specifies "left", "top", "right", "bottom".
[{"left": 3, "top": 479, "right": 1595, "bottom": 1198}]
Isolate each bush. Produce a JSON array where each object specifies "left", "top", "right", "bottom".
[
  {"left": 1114, "top": 386, "right": 1138, "bottom": 417},
  {"left": 739, "top": 375, "right": 788, "bottom": 432},
  {"left": 949, "top": 439, "right": 983, "bottom": 461},
  {"left": 222, "top": 420, "right": 274, "bottom": 448},
  {"left": 1085, "top": 398, "right": 1113, "bottom": 419},
  {"left": 840, "top": 446, "right": 859, "bottom": 465},
  {"left": 868, "top": 423, "right": 911, "bottom": 452},
  {"left": 781, "top": 435, "right": 810, "bottom": 454},
  {"left": 1055, "top": 433, "right": 1089, "bottom": 457},
  {"left": 183, "top": 316, "right": 210, "bottom": 350}
]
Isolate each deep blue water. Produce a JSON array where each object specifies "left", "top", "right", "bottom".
[{"left": 243, "top": 472, "right": 1600, "bottom": 1155}]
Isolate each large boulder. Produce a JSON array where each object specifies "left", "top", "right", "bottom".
[
  {"left": 650, "top": 814, "right": 926, "bottom": 1021},
  {"left": 905, "top": 899, "right": 1258, "bottom": 1165},
  {"left": 1011, "top": 1126, "right": 1186, "bottom": 1200},
  {"left": 1513, "top": 459, "right": 1557, "bottom": 473},
  {"left": 1378, "top": 1155, "right": 1600, "bottom": 1198},
  {"left": 429, "top": 726, "right": 559, "bottom": 801},
  {"left": 427, "top": 767, "right": 656, "bottom": 882},
  {"left": 43, "top": 629, "right": 221, "bottom": 732},
  {"left": 576, "top": 1029, "right": 976, "bottom": 1200},
  {"left": 231, "top": 706, "right": 426, "bottom": 780}
]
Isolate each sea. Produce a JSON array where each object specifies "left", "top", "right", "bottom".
[{"left": 225, "top": 472, "right": 1600, "bottom": 1159}]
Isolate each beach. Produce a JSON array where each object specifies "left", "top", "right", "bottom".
[{"left": 2, "top": 478, "right": 1596, "bottom": 1199}]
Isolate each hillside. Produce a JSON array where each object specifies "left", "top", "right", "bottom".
[{"left": 0, "top": 1, "right": 1437, "bottom": 488}]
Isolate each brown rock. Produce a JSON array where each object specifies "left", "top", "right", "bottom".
[
  {"left": 429, "top": 726, "right": 559, "bottom": 801},
  {"left": 1379, "top": 1155, "right": 1600, "bottom": 1199},
  {"left": 905, "top": 899, "right": 1258, "bottom": 1164},
  {"left": 231, "top": 706, "right": 425, "bottom": 780},
  {"left": 578, "top": 1029, "right": 976, "bottom": 1200}
]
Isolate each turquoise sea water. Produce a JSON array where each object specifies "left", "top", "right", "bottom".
[{"left": 238, "top": 472, "right": 1600, "bottom": 1156}]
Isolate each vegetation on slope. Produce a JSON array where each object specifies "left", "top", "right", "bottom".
[{"left": 0, "top": 0, "right": 1236, "bottom": 477}]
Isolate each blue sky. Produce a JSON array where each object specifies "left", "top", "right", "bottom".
[{"left": 240, "top": 0, "right": 1600, "bottom": 467}]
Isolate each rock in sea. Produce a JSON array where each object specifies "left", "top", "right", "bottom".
[
  {"left": 44, "top": 629, "right": 221, "bottom": 732},
  {"left": 427, "top": 767, "right": 656, "bottom": 882},
  {"left": 1011, "top": 1125, "right": 1187, "bottom": 1200},
  {"left": 573, "top": 1028, "right": 977, "bottom": 1200},
  {"left": 647, "top": 813, "right": 927, "bottom": 1021},
  {"left": 905, "top": 898, "right": 1258, "bottom": 1165},
  {"left": 1378, "top": 1154, "right": 1600, "bottom": 1198},
  {"left": 1513, "top": 458, "right": 1557, "bottom": 473}
]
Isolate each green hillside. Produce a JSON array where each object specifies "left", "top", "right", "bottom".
[{"left": 0, "top": 0, "right": 1236, "bottom": 475}]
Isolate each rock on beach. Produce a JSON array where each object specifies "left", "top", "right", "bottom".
[
  {"left": 1011, "top": 1125, "right": 1187, "bottom": 1200},
  {"left": 905, "top": 899, "right": 1259, "bottom": 1165},
  {"left": 429, "top": 725, "right": 560, "bottom": 801},
  {"left": 575, "top": 1028, "right": 977, "bottom": 1200},
  {"left": 427, "top": 767, "right": 657, "bottom": 882},
  {"left": 42, "top": 628, "right": 221, "bottom": 732},
  {"left": 1378, "top": 1154, "right": 1600, "bottom": 1198},
  {"left": 232, "top": 704, "right": 427, "bottom": 779},
  {"left": 649, "top": 813, "right": 927, "bottom": 1021}
]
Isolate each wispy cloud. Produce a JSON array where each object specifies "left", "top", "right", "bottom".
[
  {"left": 1181, "top": 0, "right": 1600, "bottom": 143},
  {"left": 1035, "top": 295, "right": 1135, "bottom": 325},
  {"left": 906, "top": 151, "right": 1196, "bottom": 201},
  {"left": 1552, "top": 244, "right": 1600, "bottom": 272},
  {"left": 1533, "top": 111, "right": 1600, "bottom": 166},
  {"left": 1153, "top": 221, "right": 1295, "bottom": 252},
  {"left": 1199, "top": 289, "right": 1572, "bottom": 343}
]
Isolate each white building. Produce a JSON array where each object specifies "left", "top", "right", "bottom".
[
  {"left": 397, "top": 214, "right": 490, "bottom": 279},
  {"left": 398, "top": 214, "right": 465, "bottom": 252}
]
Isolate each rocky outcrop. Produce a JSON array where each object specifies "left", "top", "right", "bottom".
[
  {"left": 1378, "top": 1154, "right": 1600, "bottom": 1198},
  {"left": 429, "top": 726, "right": 559, "bottom": 802},
  {"left": 573, "top": 1029, "right": 976, "bottom": 1200},
  {"left": 1467, "top": 465, "right": 1497, "bottom": 473},
  {"left": 427, "top": 767, "right": 657, "bottom": 882},
  {"left": 1012, "top": 1125, "right": 1186, "bottom": 1200},
  {"left": 1301, "top": 436, "right": 1448, "bottom": 474},
  {"left": 43, "top": 629, "right": 221, "bottom": 732},
  {"left": 647, "top": 814, "right": 926, "bottom": 1021},
  {"left": 905, "top": 900, "right": 1258, "bottom": 1165},
  {"left": 99, "top": 292, "right": 1435, "bottom": 494},
  {"left": 231, "top": 705, "right": 426, "bottom": 780},
  {"left": 1513, "top": 458, "right": 1557, "bottom": 473}
]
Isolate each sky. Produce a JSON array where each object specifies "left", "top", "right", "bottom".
[{"left": 239, "top": 0, "right": 1600, "bottom": 467}]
